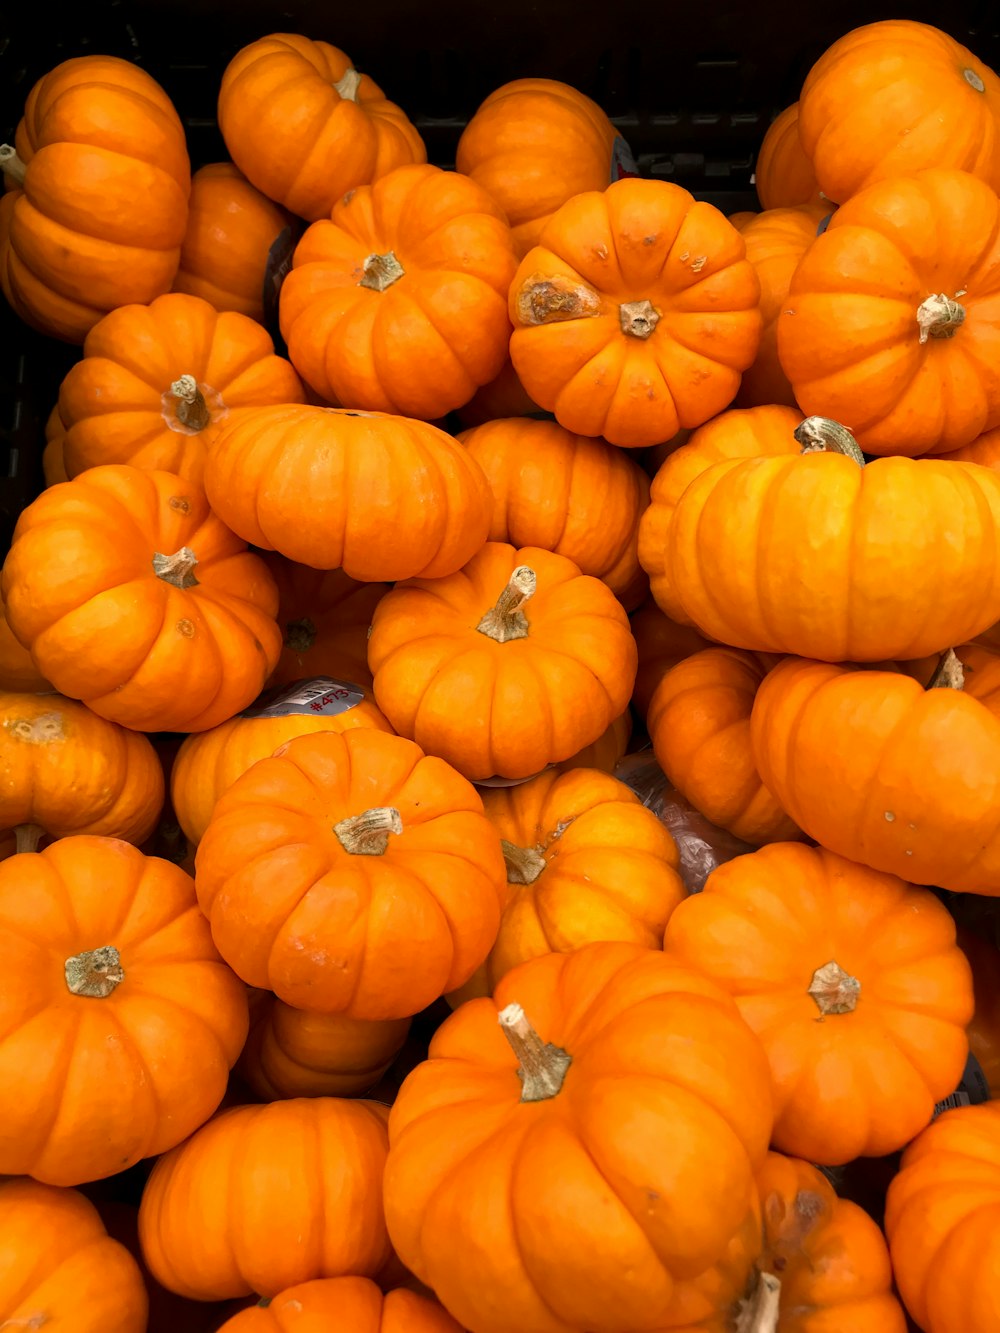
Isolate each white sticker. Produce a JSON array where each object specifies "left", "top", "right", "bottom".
[
  {"left": 610, "top": 135, "right": 640, "bottom": 182},
  {"left": 932, "top": 1052, "right": 991, "bottom": 1120},
  {"left": 241, "top": 676, "right": 366, "bottom": 719}
]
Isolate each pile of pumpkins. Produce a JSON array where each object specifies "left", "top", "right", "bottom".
[{"left": 3, "top": 15, "right": 1000, "bottom": 1333}]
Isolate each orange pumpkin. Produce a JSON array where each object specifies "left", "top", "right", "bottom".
[
  {"left": 173, "top": 162, "right": 295, "bottom": 324},
  {"left": 280, "top": 165, "right": 517, "bottom": 418},
  {"left": 195, "top": 729, "right": 506, "bottom": 1018},
  {"left": 0, "top": 1179, "right": 148, "bottom": 1332},
  {"left": 508, "top": 178, "right": 762, "bottom": 448},
  {"left": 751, "top": 654, "right": 1000, "bottom": 895},
  {"left": 885, "top": 1101, "right": 1000, "bottom": 1333},
  {"left": 369, "top": 542, "right": 637, "bottom": 781},
  {"left": 630, "top": 598, "right": 711, "bottom": 718},
  {"left": 171, "top": 678, "right": 392, "bottom": 844},
  {"left": 778, "top": 170, "right": 1000, "bottom": 455},
  {"left": 42, "top": 402, "right": 68, "bottom": 485},
  {"left": 239, "top": 993, "right": 410, "bottom": 1101},
  {"left": 0, "top": 588, "right": 49, "bottom": 691},
  {"left": 647, "top": 648, "right": 797, "bottom": 845},
  {"left": 726, "top": 210, "right": 757, "bottom": 230},
  {"left": 203, "top": 405, "right": 493, "bottom": 582},
  {"left": 454, "top": 355, "right": 543, "bottom": 428},
  {"left": 2, "top": 466, "right": 281, "bottom": 732},
  {"left": 139, "top": 1098, "right": 392, "bottom": 1300},
  {"left": 458, "top": 417, "right": 650, "bottom": 609},
  {"left": 935, "top": 424, "right": 1000, "bottom": 468},
  {"left": 384, "top": 942, "right": 774, "bottom": 1333},
  {"left": 735, "top": 204, "right": 827, "bottom": 408},
  {"left": 0, "top": 56, "right": 190, "bottom": 342},
  {"left": 57, "top": 292, "right": 304, "bottom": 482},
  {"left": 798, "top": 20, "right": 1000, "bottom": 206},
  {"left": 216, "top": 1278, "right": 462, "bottom": 1333},
  {"left": 558, "top": 708, "right": 632, "bottom": 776},
  {"left": 218, "top": 34, "right": 425, "bottom": 222},
  {"left": 0, "top": 835, "right": 248, "bottom": 1185},
  {"left": 456, "top": 77, "right": 622, "bottom": 258},
  {"left": 753, "top": 103, "right": 824, "bottom": 209},
  {"left": 957, "top": 928, "right": 1000, "bottom": 1097},
  {"left": 665, "top": 841, "right": 973, "bottom": 1164}
]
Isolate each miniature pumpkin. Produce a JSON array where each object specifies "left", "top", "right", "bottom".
[
  {"left": 647, "top": 648, "right": 797, "bottom": 845},
  {"left": 195, "top": 729, "right": 506, "bottom": 1018},
  {"left": 384, "top": 942, "right": 773, "bottom": 1333},
  {"left": 203, "top": 405, "right": 492, "bottom": 582},
  {"left": 798, "top": 20, "right": 1000, "bottom": 206},
  {"left": 885, "top": 1100, "right": 1000, "bottom": 1333},
  {"left": 173, "top": 162, "right": 295, "bottom": 324},
  {"left": 0, "top": 1179, "right": 148, "bottom": 1332},
  {"left": 751, "top": 653, "right": 1000, "bottom": 894},
  {"left": 239, "top": 993, "right": 410, "bottom": 1101},
  {"left": 458, "top": 417, "right": 650, "bottom": 608},
  {"left": 2, "top": 466, "right": 281, "bottom": 732},
  {"left": 735, "top": 204, "right": 827, "bottom": 408},
  {"left": 665, "top": 841, "right": 973, "bottom": 1164},
  {"left": 935, "top": 424, "right": 1000, "bottom": 468},
  {"left": 57, "top": 292, "right": 304, "bottom": 482},
  {"left": 753, "top": 103, "right": 824, "bottom": 210},
  {"left": 643, "top": 416, "right": 1000, "bottom": 660},
  {"left": 0, "top": 55, "right": 190, "bottom": 342},
  {"left": 778, "top": 170, "right": 1000, "bottom": 455},
  {"left": 368, "top": 542, "right": 637, "bottom": 780},
  {"left": 558, "top": 708, "right": 632, "bottom": 776},
  {"left": 280, "top": 164, "right": 517, "bottom": 418},
  {"left": 264, "top": 555, "right": 389, "bottom": 690},
  {"left": 0, "top": 589, "right": 49, "bottom": 691},
  {"left": 957, "top": 928, "right": 1000, "bottom": 1098},
  {"left": 454, "top": 356, "right": 543, "bottom": 428},
  {"left": 630, "top": 599, "right": 711, "bottom": 718},
  {"left": 218, "top": 34, "right": 425, "bottom": 221},
  {"left": 456, "top": 77, "right": 621, "bottom": 257},
  {"left": 216, "top": 1278, "right": 462, "bottom": 1333},
  {"left": 42, "top": 403, "right": 68, "bottom": 486},
  {"left": 0, "top": 835, "right": 248, "bottom": 1185},
  {"left": 727, "top": 211, "right": 757, "bottom": 230},
  {"left": 508, "top": 178, "right": 762, "bottom": 447},
  {"left": 139, "top": 1098, "right": 392, "bottom": 1300}
]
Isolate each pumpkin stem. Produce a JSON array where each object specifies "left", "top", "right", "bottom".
[
  {"left": 619, "top": 299, "right": 661, "bottom": 340},
  {"left": 153, "top": 547, "right": 200, "bottom": 589},
  {"left": 808, "top": 960, "right": 860, "bottom": 1016},
  {"left": 284, "top": 617, "right": 317, "bottom": 653},
  {"left": 502, "top": 840, "right": 547, "bottom": 885},
  {"left": 927, "top": 649, "right": 965, "bottom": 691},
  {"left": 514, "top": 275, "right": 602, "bottom": 325},
  {"left": 0, "top": 144, "right": 27, "bottom": 186},
  {"left": 917, "top": 293, "right": 966, "bottom": 345},
  {"left": 498, "top": 1003, "right": 572, "bottom": 1102},
  {"left": 793, "top": 416, "right": 866, "bottom": 467},
  {"left": 169, "top": 375, "right": 211, "bottom": 432},
  {"left": 359, "top": 251, "right": 405, "bottom": 292},
  {"left": 334, "top": 806, "right": 403, "bottom": 856},
  {"left": 14, "top": 822, "right": 45, "bottom": 855},
  {"left": 735, "top": 1272, "right": 781, "bottom": 1333},
  {"left": 477, "top": 566, "right": 537, "bottom": 643},
  {"left": 65, "top": 945, "right": 125, "bottom": 999},
  {"left": 333, "top": 67, "right": 362, "bottom": 100}
]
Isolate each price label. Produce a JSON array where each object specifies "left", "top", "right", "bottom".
[{"left": 241, "top": 676, "right": 366, "bottom": 720}]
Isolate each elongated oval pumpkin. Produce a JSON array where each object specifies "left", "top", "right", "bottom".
[
  {"left": 753, "top": 103, "right": 824, "bottom": 210},
  {"left": 204, "top": 404, "right": 492, "bottom": 581},
  {"left": 2, "top": 466, "right": 281, "bottom": 732},
  {"left": 384, "top": 942, "right": 773, "bottom": 1333},
  {"left": 281, "top": 164, "right": 517, "bottom": 418},
  {"left": 195, "top": 729, "right": 506, "bottom": 1018},
  {"left": 217, "top": 1278, "right": 462, "bottom": 1333},
  {"left": 0, "top": 55, "right": 190, "bottom": 342},
  {"left": 0, "top": 1179, "right": 148, "bottom": 1332},
  {"left": 139, "top": 1098, "right": 392, "bottom": 1300},
  {"left": 369, "top": 542, "right": 637, "bottom": 781},
  {"left": 508, "top": 178, "right": 762, "bottom": 447},
  {"left": 0, "top": 836, "right": 248, "bottom": 1185},
  {"left": 57, "top": 292, "right": 304, "bottom": 481}
]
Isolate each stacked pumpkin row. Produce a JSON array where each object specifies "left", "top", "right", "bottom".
[{"left": 2, "top": 14, "right": 1000, "bottom": 1333}]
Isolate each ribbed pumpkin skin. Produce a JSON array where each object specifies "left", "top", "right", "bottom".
[
  {"left": 216, "top": 1278, "right": 463, "bottom": 1333},
  {"left": 218, "top": 34, "right": 426, "bottom": 222},
  {"left": 0, "top": 55, "right": 190, "bottom": 342},
  {"left": 0, "top": 1179, "right": 148, "bottom": 1332},
  {"left": 173, "top": 163, "right": 294, "bottom": 322},
  {"left": 798, "top": 20, "right": 1000, "bottom": 205},
  {"left": 753, "top": 103, "right": 824, "bottom": 209},
  {"left": 935, "top": 424, "right": 1000, "bottom": 468},
  {"left": 885, "top": 1102, "right": 1000, "bottom": 1333},
  {"left": 630, "top": 599, "right": 711, "bottom": 719},
  {"left": 0, "top": 836, "right": 249, "bottom": 1186},
  {"left": 456, "top": 77, "right": 619, "bottom": 257},
  {"left": 138, "top": 1099, "right": 393, "bottom": 1301},
  {"left": 58, "top": 292, "right": 304, "bottom": 481},
  {"left": 751, "top": 657, "right": 1000, "bottom": 895},
  {"left": 647, "top": 648, "right": 796, "bottom": 845},
  {"left": 0, "top": 589, "right": 49, "bottom": 691}
]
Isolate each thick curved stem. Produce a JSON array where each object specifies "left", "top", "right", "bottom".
[
  {"left": 619, "top": 299, "right": 660, "bottom": 339},
  {"left": 498, "top": 1003, "right": 572, "bottom": 1102},
  {"left": 477, "top": 566, "right": 537, "bottom": 643},
  {"left": 502, "top": 840, "right": 547, "bottom": 885},
  {"left": 0, "top": 144, "right": 27, "bottom": 186},
  {"left": 927, "top": 649, "right": 965, "bottom": 691},
  {"left": 65, "top": 945, "right": 124, "bottom": 999},
  {"left": 736, "top": 1272, "right": 781, "bottom": 1333},
  {"left": 917, "top": 293, "right": 966, "bottom": 345},
  {"left": 334, "top": 67, "right": 362, "bottom": 100},
  {"left": 14, "top": 823, "right": 45, "bottom": 855},
  {"left": 334, "top": 806, "right": 403, "bottom": 856},
  {"left": 794, "top": 416, "right": 866, "bottom": 468},
  {"left": 153, "top": 547, "right": 200, "bottom": 589},
  {"left": 170, "top": 375, "right": 211, "bottom": 431},
  {"left": 808, "top": 960, "right": 860, "bottom": 1016},
  {"left": 359, "top": 251, "right": 405, "bottom": 292}
]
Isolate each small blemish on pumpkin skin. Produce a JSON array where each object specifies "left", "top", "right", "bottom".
[
  {"left": 168, "top": 496, "right": 191, "bottom": 513},
  {"left": 593, "top": 244, "right": 609, "bottom": 261},
  {"left": 885, "top": 811, "right": 895, "bottom": 822},
  {"left": 176, "top": 619, "right": 195, "bottom": 638},
  {"left": 643, "top": 235, "right": 657, "bottom": 246}
]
